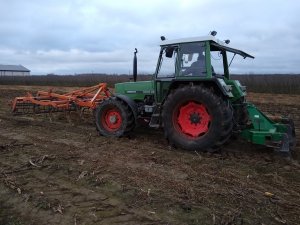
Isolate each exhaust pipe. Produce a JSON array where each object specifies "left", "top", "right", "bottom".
[{"left": 133, "top": 48, "right": 138, "bottom": 82}]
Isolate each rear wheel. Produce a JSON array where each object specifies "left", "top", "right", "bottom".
[
  {"left": 162, "top": 85, "right": 233, "bottom": 151},
  {"left": 95, "top": 98, "right": 135, "bottom": 137}
]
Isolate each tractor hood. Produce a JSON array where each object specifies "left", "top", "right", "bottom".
[{"left": 114, "top": 81, "right": 154, "bottom": 101}]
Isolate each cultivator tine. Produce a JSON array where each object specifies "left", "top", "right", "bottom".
[
  {"left": 13, "top": 102, "right": 36, "bottom": 115},
  {"left": 79, "top": 107, "right": 89, "bottom": 119},
  {"left": 280, "top": 120, "right": 297, "bottom": 155},
  {"left": 266, "top": 117, "right": 297, "bottom": 155},
  {"left": 13, "top": 102, "right": 70, "bottom": 115}
]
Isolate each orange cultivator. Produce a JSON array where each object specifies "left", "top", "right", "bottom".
[{"left": 12, "top": 83, "right": 111, "bottom": 115}]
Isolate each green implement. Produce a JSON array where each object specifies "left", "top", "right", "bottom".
[{"left": 241, "top": 104, "right": 296, "bottom": 153}]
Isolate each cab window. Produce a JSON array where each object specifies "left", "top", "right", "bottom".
[
  {"left": 157, "top": 47, "right": 177, "bottom": 78},
  {"left": 180, "top": 43, "right": 206, "bottom": 76}
]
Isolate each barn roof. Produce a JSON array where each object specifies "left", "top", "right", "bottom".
[{"left": 0, "top": 65, "right": 30, "bottom": 72}]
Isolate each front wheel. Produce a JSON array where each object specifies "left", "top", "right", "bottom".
[
  {"left": 95, "top": 98, "right": 135, "bottom": 137},
  {"left": 162, "top": 85, "right": 233, "bottom": 151}
]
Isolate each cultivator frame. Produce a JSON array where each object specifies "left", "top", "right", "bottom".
[{"left": 12, "top": 83, "right": 111, "bottom": 115}]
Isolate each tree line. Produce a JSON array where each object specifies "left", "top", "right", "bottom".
[{"left": 0, "top": 74, "right": 299, "bottom": 94}]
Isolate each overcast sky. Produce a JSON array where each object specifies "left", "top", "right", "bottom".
[{"left": 0, "top": 0, "right": 299, "bottom": 75}]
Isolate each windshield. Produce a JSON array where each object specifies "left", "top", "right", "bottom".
[{"left": 156, "top": 47, "right": 177, "bottom": 78}]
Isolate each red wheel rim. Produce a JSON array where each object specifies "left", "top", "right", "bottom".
[
  {"left": 175, "top": 101, "right": 211, "bottom": 137},
  {"left": 101, "top": 108, "right": 122, "bottom": 131}
]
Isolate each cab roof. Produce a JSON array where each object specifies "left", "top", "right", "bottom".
[{"left": 160, "top": 35, "right": 254, "bottom": 59}]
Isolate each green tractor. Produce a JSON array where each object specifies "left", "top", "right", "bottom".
[{"left": 95, "top": 32, "right": 296, "bottom": 154}]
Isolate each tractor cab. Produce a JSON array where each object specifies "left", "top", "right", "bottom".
[
  {"left": 153, "top": 35, "right": 254, "bottom": 103},
  {"left": 156, "top": 35, "right": 254, "bottom": 79}
]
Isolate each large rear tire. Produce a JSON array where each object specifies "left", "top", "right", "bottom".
[
  {"left": 162, "top": 85, "right": 233, "bottom": 151},
  {"left": 95, "top": 98, "right": 135, "bottom": 137}
]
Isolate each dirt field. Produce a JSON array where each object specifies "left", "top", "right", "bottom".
[{"left": 0, "top": 85, "right": 299, "bottom": 225}]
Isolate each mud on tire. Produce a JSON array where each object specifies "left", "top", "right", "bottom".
[
  {"left": 95, "top": 98, "right": 135, "bottom": 137},
  {"left": 162, "top": 85, "right": 233, "bottom": 151}
]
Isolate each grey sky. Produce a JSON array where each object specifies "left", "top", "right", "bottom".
[{"left": 0, "top": 0, "right": 299, "bottom": 74}]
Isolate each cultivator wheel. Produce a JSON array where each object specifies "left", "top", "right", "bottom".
[
  {"left": 95, "top": 98, "right": 135, "bottom": 137},
  {"left": 162, "top": 85, "right": 233, "bottom": 152}
]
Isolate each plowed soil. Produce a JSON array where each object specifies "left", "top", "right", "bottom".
[{"left": 0, "top": 85, "right": 299, "bottom": 225}]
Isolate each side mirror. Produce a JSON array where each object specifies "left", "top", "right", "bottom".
[{"left": 165, "top": 47, "right": 174, "bottom": 58}]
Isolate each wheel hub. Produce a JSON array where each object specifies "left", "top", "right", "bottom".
[
  {"left": 102, "top": 109, "right": 122, "bottom": 131},
  {"left": 177, "top": 102, "right": 211, "bottom": 137},
  {"left": 189, "top": 112, "right": 201, "bottom": 124},
  {"left": 109, "top": 115, "right": 117, "bottom": 124}
]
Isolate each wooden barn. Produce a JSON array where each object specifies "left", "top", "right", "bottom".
[{"left": 0, "top": 65, "right": 30, "bottom": 76}]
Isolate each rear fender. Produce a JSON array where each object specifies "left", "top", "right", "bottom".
[{"left": 168, "top": 78, "right": 233, "bottom": 98}]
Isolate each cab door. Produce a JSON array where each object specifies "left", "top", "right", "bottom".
[{"left": 154, "top": 46, "right": 178, "bottom": 103}]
